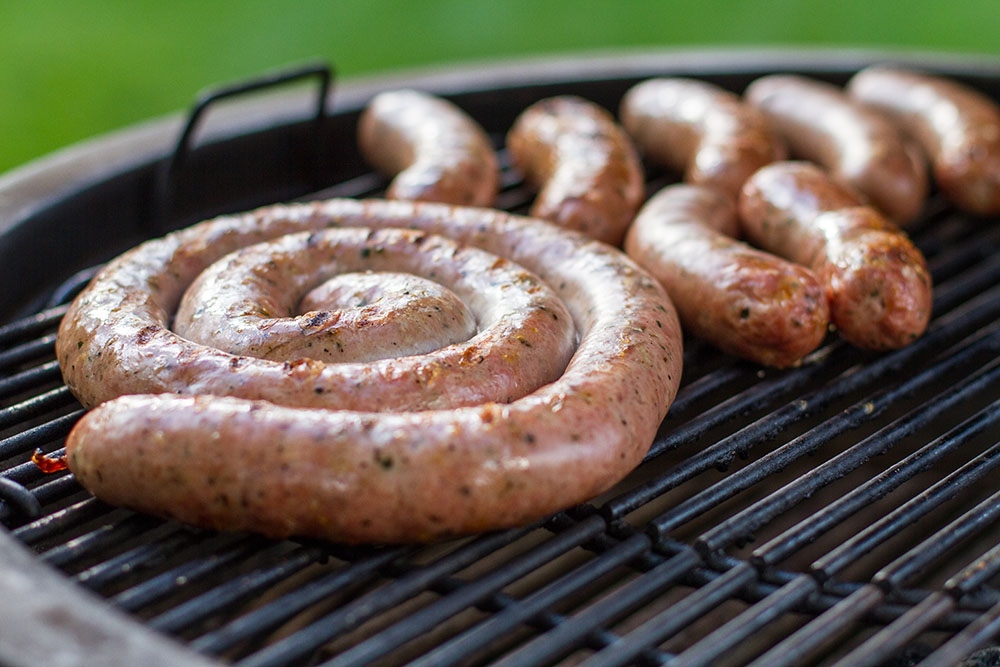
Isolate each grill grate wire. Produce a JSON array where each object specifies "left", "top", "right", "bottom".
[{"left": 2, "top": 84, "right": 1000, "bottom": 667}]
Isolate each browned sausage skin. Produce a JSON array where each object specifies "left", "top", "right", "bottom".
[
  {"left": 57, "top": 199, "right": 683, "bottom": 544},
  {"left": 847, "top": 65, "right": 1000, "bottom": 216},
  {"left": 619, "top": 78, "right": 785, "bottom": 200},
  {"left": 358, "top": 89, "right": 500, "bottom": 207},
  {"left": 625, "top": 184, "right": 829, "bottom": 368},
  {"left": 739, "top": 162, "right": 932, "bottom": 351},
  {"left": 745, "top": 74, "right": 928, "bottom": 225},
  {"left": 506, "top": 95, "right": 645, "bottom": 246}
]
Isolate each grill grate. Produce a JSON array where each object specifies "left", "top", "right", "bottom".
[{"left": 3, "top": 53, "right": 1000, "bottom": 666}]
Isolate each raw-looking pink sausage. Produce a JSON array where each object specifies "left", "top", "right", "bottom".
[
  {"left": 625, "top": 184, "right": 829, "bottom": 368},
  {"left": 242, "top": 268, "right": 480, "bottom": 363},
  {"left": 506, "top": 95, "right": 646, "bottom": 246},
  {"left": 739, "top": 162, "right": 932, "bottom": 351},
  {"left": 619, "top": 77, "right": 786, "bottom": 200},
  {"left": 173, "top": 227, "right": 573, "bottom": 381},
  {"left": 358, "top": 89, "right": 500, "bottom": 207},
  {"left": 847, "top": 65, "right": 1000, "bottom": 216},
  {"left": 56, "top": 198, "right": 683, "bottom": 544},
  {"left": 745, "top": 73, "right": 928, "bottom": 225}
]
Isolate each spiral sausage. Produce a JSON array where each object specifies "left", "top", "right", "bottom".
[
  {"left": 625, "top": 184, "right": 829, "bottom": 368},
  {"left": 506, "top": 95, "right": 645, "bottom": 246},
  {"left": 619, "top": 77, "right": 785, "bottom": 200},
  {"left": 57, "top": 199, "right": 683, "bottom": 544},
  {"left": 171, "top": 228, "right": 575, "bottom": 387},
  {"left": 847, "top": 65, "right": 1000, "bottom": 216},
  {"left": 358, "top": 89, "right": 500, "bottom": 207},
  {"left": 744, "top": 73, "right": 928, "bottom": 225},
  {"left": 738, "top": 162, "right": 932, "bottom": 351}
]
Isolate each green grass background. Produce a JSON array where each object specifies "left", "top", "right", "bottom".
[{"left": 4, "top": 0, "right": 1000, "bottom": 175}]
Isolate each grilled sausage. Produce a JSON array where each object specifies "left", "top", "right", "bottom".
[
  {"left": 358, "top": 89, "right": 500, "bottom": 207},
  {"left": 739, "top": 162, "right": 932, "bottom": 350},
  {"left": 57, "top": 198, "right": 683, "bottom": 544},
  {"left": 745, "top": 74, "right": 928, "bottom": 225},
  {"left": 847, "top": 65, "right": 1000, "bottom": 216},
  {"left": 625, "top": 184, "right": 829, "bottom": 368},
  {"left": 619, "top": 77, "right": 785, "bottom": 200},
  {"left": 506, "top": 95, "right": 645, "bottom": 246},
  {"left": 172, "top": 228, "right": 573, "bottom": 383}
]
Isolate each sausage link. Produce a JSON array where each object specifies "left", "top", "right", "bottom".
[
  {"left": 506, "top": 95, "right": 645, "bottom": 246},
  {"left": 625, "top": 184, "right": 829, "bottom": 368},
  {"left": 170, "top": 227, "right": 575, "bottom": 410},
  {"left": 358, "top": 89, "right": 500, "bottom": 207},
  {"left": 745, "top": 74, "right": 928, "bottom": 225},
  {"left": 847, "top": 65, "right": 1000, "bottom": 216},
  {"left": 739, "top": 162, "right": 932, "bottom": 350},
  {"left": 57, "top": 198, "right": 683, "bottom": 544},
  {"left": 619, "top": 78, "right": 785, "bottom": 200},
  {"left": 269, "top": 269, "right": 478, "bottom": 362}
]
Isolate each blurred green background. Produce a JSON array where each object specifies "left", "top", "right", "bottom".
[{"left": 4, "top": 0, "right": 1000, "bottom": 176}]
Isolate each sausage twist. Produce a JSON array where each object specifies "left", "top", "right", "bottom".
[
  {"left": 358, "top": 89, "right": 500, "bottom": 207},
  {"left": 619, "top": 77, "right": 785, "bottom": 200},
  {"left": 739, "top": 162, "right": 932, "bottom": 351},
  {"left": 506, "top": 95, "right": 645, "bottom": 245},
  {"left": 625, "top": 184, "right": 829, "bottom": 368},
  {"left": 847, "top": 65, "right": 1000, "bottom": 216},
  {"left": 745, "top": 73, "right": 928, "bottom": 226},
  {"left": 57, "top": 199, "right": 683, "bottom": 544}
]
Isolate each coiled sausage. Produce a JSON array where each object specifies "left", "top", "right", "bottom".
[
  {"left": 57, "top": 199, "right": 683, "bottom": 544},
  {"left": 625, "top": 184, "right": 829, "bottom": 368},
  {"left": 358, "top": 89, "right": 500, "bottom": 207},
  {"left": 745, "top": 73, "right": 928, "bottom": 225},
  {"left": 619, "top": 77, "right": 785, "bottom": 200},
  {"left": 847, "top": 65, "right": 1000, "bottom": 216},
  {"left": 506, "top": 95, "right": 645, "bottom": 245},
  {"left": 739, "top": 162, "right": 932, "bottom": 350}
]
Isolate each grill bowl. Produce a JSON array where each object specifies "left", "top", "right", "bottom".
[{"left": 3, "top": 48, "right": 1000, "bottom": 667}]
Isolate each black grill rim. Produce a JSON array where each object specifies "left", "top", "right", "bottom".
[{"left": 2, "top": 47, "right": 1000, "bottom": 667}]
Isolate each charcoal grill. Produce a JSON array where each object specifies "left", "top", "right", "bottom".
[{"left": 3, "top": 48, "right": 1000, "bottom": 667}]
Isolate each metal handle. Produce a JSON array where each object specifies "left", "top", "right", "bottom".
[{"left": 154, "top": 61, "right": 334, "bottom": 230}]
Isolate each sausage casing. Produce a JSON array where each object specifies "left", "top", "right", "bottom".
[
  {"left": 745, "top": 73, "right": 928, "bottom": 225},
  {"left": 847, "top": 65, "right": 1000, "bottom": 216},
  {"left": 625, "top": 184, "right": 829, "bottom": 368},
  {"left": 619, "top": 77, "right": 785, "bottom": 200},
  {"left": 739, "top": 162, "right": 932, "bottom": 350},
  {"left": 173, "top": 227, "right": 573, "bottom": 384},
  {"left": 358, "top": 89, "right": 500, "bottom": 207},
  {"left": 506, "top": 95, "right": 645, "bottom": 246},
  {"left": 57, "top": 199, "right": 683, "bottom": 544}
]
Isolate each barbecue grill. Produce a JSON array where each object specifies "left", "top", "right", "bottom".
[{"left": 3, "top": 48, "right": 1000, "bottom": 667}]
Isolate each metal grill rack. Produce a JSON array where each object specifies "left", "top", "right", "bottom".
[{"left": 2, "top": 50, "right": 1000, "bottom": 666}]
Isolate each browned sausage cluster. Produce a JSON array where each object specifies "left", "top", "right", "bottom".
[
  {"left": 506, "top": 95, "right": 646, "bottom": 246},
  {"left": 847, "top": 65, "right": 1000, "bottom": 216},
  {"left": 56, "top": 199, "right": 683, "bottom": 544},
  {"left": 618, "top": 70, "right": 948, "bottom": 362},
  {"left": 625, "top": 184, "right": 830, "bottom": 368},
  {"left": 619, "top": 77, "right": 785, "bottom": 200},
  {"left": 739, "top": 161, "right": 933, "bottom": 350},
  {"left": 745, "top": 74, "right": 928, "bottom": 225},
  {"left": 358, "top": 89, "right": 500, "bottom": 207}
]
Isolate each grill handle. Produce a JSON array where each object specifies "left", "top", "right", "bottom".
[{"left": 153, "top": 60, "right": 334, "bottom": 232}]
